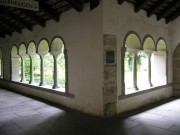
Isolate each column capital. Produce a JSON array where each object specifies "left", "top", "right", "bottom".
[
  {"left": 144, "top": 50, "right": 153, "bottom": 57},
  {"left": 126, "top": 48, "right": 139, "bottom": 54}
]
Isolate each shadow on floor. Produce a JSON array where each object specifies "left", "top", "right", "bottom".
[{"left": 0, "top": 88, "right": 180, "bottom": 135}]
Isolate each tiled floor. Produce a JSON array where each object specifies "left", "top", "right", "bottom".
[{"left": 0, "top": 88, "right": 180, "bottom": 135}]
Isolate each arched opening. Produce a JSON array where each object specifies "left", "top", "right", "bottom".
[
  {"left": 173, "top": 43, "right": 180, "bottom": 84},
  {"left": 124, "top": 33, "right": 141, "bottom": 94},
  {"left": 138, "top": 37, "right": 155, "bottom": 89},
  {"left": 11, "top": 45, "right": 20, "bottom": 81},
  {"left": 27, "top": 41, "right": 38, "bottom": 84},
  {"left": 152, "top": 39, "right": 167, "bottom": 86},
  {"left": 19, "top": 43, "right": 27, "bottom": 82},
  {"left": 38, "top": 39, "right": 52, "bottom": 86},
  {"left": 50, "top": 37, "right": 66, "bottom": 91},
  {"left": 0, "top": 48, "right": 3, "bottom": 78}
]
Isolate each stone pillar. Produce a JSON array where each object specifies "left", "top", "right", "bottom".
[
  {"left": 121, "top": 46, "right": 126, "bottom": 96},
  {"left": 103, "top": 34, "right": 117, "bottom": 117},
  {"left": 131, "top": 52, "right": 139, "bottom": 90},
  {"left": 52, "top": 55, "right": 59, "bottom": 89},
  {"left": 29, "top": 55, "right": 34, "bottom": 84},
  {"left": 20, "top": 56, "right": 26, "bottom": 82},
  {"left": 145, "top": 51, "right": 153, "bottom": 87},
  {"left": 39, "top": 55, "right": 45, "bottom": 86}
]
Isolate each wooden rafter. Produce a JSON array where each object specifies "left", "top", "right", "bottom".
[
  {"left": 66, "top": 0, "right": 83, "bottom": 12},
  {"left": 157, "top": 0, "right": 180, "bottom": 21},
  {"left": 0, "top": 7, "right": 33, "bottom": 31},
  {"left": 0, "top": 19, "right": 21, "bottom": 34},
  {"left": 147, "top": 0, "right": 169, "bottom": 17},
  {"left": 90, "top": 0, "right": 100, "bottom": 10},
  {"left": 0, "top": 25, "right": 12, "bottom": 36},
  {"left": 23, "top": 10, "right": 46, "bottom": 27},
  {"left": 134, "top": 0, "right": 149, "bottom": 12},
  {"left": 166, "top": 8, "right": 180, "bottom": 23},
  {"left": 39, "top": 0, "right": 60, "bottom": 22},
  {"left": 118, "top": 0, "right": 125, "bottom": 5}
]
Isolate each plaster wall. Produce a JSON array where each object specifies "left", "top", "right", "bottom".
[
  {"left": 169, "top": 18, "right": 180, "bottom": 52},
  {"left": 169, "top": 18, "right": 180, "bottom": 96},
  {"left": 103, "top": 0, "right": 173, "bottom": 113},
  {"left": 0, "top": 3, "right": 104, "bottom": 116}
]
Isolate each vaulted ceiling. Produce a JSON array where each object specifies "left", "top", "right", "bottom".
[
  {"left": 0, "top": 0, "right": 180, "bottom": 38},
  {"left": 0, "top": 0, "right": 100, "bottom": 38},
  {"left": 119, "top": 0, "right": 180, "bottom": 24}
]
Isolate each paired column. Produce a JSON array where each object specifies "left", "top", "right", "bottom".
[
  {"left": 20, "top": 56, "right": 26, "bottom": 82},
  {"left": 145, "top": 51, "right": 153, "bottom": 87},
  {"left": 52, "top": 55, "right": 59, "bottom": 89},
  {"left": 29, "top": 55, "right": 35, "bottom": 84},
  {"left": 131, "top": 52, "right": 139, "bottom": 90},
  {"left": 39, "top": 54, "right": 45, "bottom": 86}
]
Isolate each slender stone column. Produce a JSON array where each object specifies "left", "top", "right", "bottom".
[
  {"left": 29, "top": 55, "right": 34, "bottom": 84},
  {"left": 145, "top": 51, "right": 153, "bottom": 87},
  {"left": 52, "top": 55, "right": 59, "bottom": 89},
  {"left": 20, "top": 56, "right": 26, "bottom": 82},
  {"left": 39, "top": 55, "right": 45, "bottom": 86},
  {"left": 132, "top": 53, "right": 139, "bottom": 90}
]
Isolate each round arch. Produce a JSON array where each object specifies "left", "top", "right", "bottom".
[
  {"left": 142, "top": 35, "right": 155, "bottom": 51},
  {"left": 50, "top": 37, "right": 64, "bottom": 56},
  {"left": 27, "top": 41, "right": 36, "bottom": 55},
  {"left": 11, "top": 45, "right": 18, "bottom": 57},
  {"left": 156, "top": 38, "right": 167, "bottom": 51},
  {"left": 124, "top": 32, "right": 141, "bottom": 49},
  {"left": 174, "top": 43, "right": 180, "bottom": 58},
  {"left": 19, "top": 43, "right": 26, "bottom": 56},
  {"left": 38, "top": 39, "right": 49, "bottom": 54}
]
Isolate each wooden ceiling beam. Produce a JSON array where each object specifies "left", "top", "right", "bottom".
[
  {"left": 134, "top": 0, "right": 150, "bottom": 12},
  {"left": 39, "top": 0, "right": 60, "bottom": 22},
  {"left": 90, "top": 0, "right": 100, "bottom": 10},
  {"left": 147, "top": 0, "right": 169, "bottom": 17},
  {"left": 23, "top": 11, "right": 46, "bottom": 27},
  {"left": 166, "top": 8, "right": 180, "bottom": 23},
  {"left": 8, "top": 13, "right": 33, "bottom": 31},
  {"left": 118, "top": 0, "right": 125, "bottom": 5},
  {"left": 0, "top": 25, "right": 12, "bottom": 36},
  {"left": 0, "top": 19, "right": 21, "bottom": 34},
  {"left": 66, "top": 0, "right": 83, "bottom": 12},
  {"left": 157, "top": 0, "right": 180, "bottom": 20},
  {"left": 0, "top": 7, "right": 33, "bottom": 31}
]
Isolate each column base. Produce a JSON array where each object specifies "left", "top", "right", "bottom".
[
  {"left": 133, "top": 85, "right": 139, "bottom": 90},
  {"left": 149, "top": 83, "right": 153, "bottom": 87},
  {"left": 52, "top": 85, "right": 59, "bottom": 89},
  {"left": 39, "top": 82, "right": 45, "bottom": 86}
]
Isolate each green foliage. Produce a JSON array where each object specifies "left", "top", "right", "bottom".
[
  {"left": 124, "top": 51, "right": 147, "bottom": 72},
  {"left": 20, "top": 52, "right": 66, "bottom": 88}
]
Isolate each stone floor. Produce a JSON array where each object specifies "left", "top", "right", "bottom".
[{"left": 0, "top": 88, "right": 180, "bottom": 135}]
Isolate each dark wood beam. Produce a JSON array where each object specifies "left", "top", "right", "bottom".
[
  {"left": 90, "top": 0, "right": 100, "bottom": 10},
  {"left": 0, "top": 25, "right": 12, "bottom": 36},
  {"left": 147, "top": 0, "right": 169, "bottom": 17},
  {"left": 134, "top": 0, "right": 149, "bottom": 12},
  {"left": 23, "top": 10, "right": 46, "bottom": 27},
  {"left": 39, "top": 0, "right": 60, "bottom": 22},
  {"left": 166, "top": 8, "right": 180, "bottom": 23},
  {"left": 0, "top": 30, "right": 5, "bottom": 38},
  {"left": 118, "top": 0, "right": 125, "bottom": 5},
  {"left": 66, "top": 0, "right": 83, "bottom": 12},
  {"left": 0, "top": 7, "right": 33, "bottom": 31},
  {"left": 0, "top": 33, "right": 5, "bottom": 38},
  {"left": 9, "top": 13, "right": 33, "bottom": 31},
  {"left": 157, "top": 0, "right": 180, "bottom": 20},
  {"left": 0, "top": 19, "right": 21, "bottom": 34}
]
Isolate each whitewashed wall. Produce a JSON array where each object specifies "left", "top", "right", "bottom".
[
  {"left": 169, "top": 18, "right": 180, "bottom": 96},
  {"left": 103, "top": 0, "right": 173, "bottom": 114},
  {"left": 0, "top": 3, "right": 104, "bottom": 117}
]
